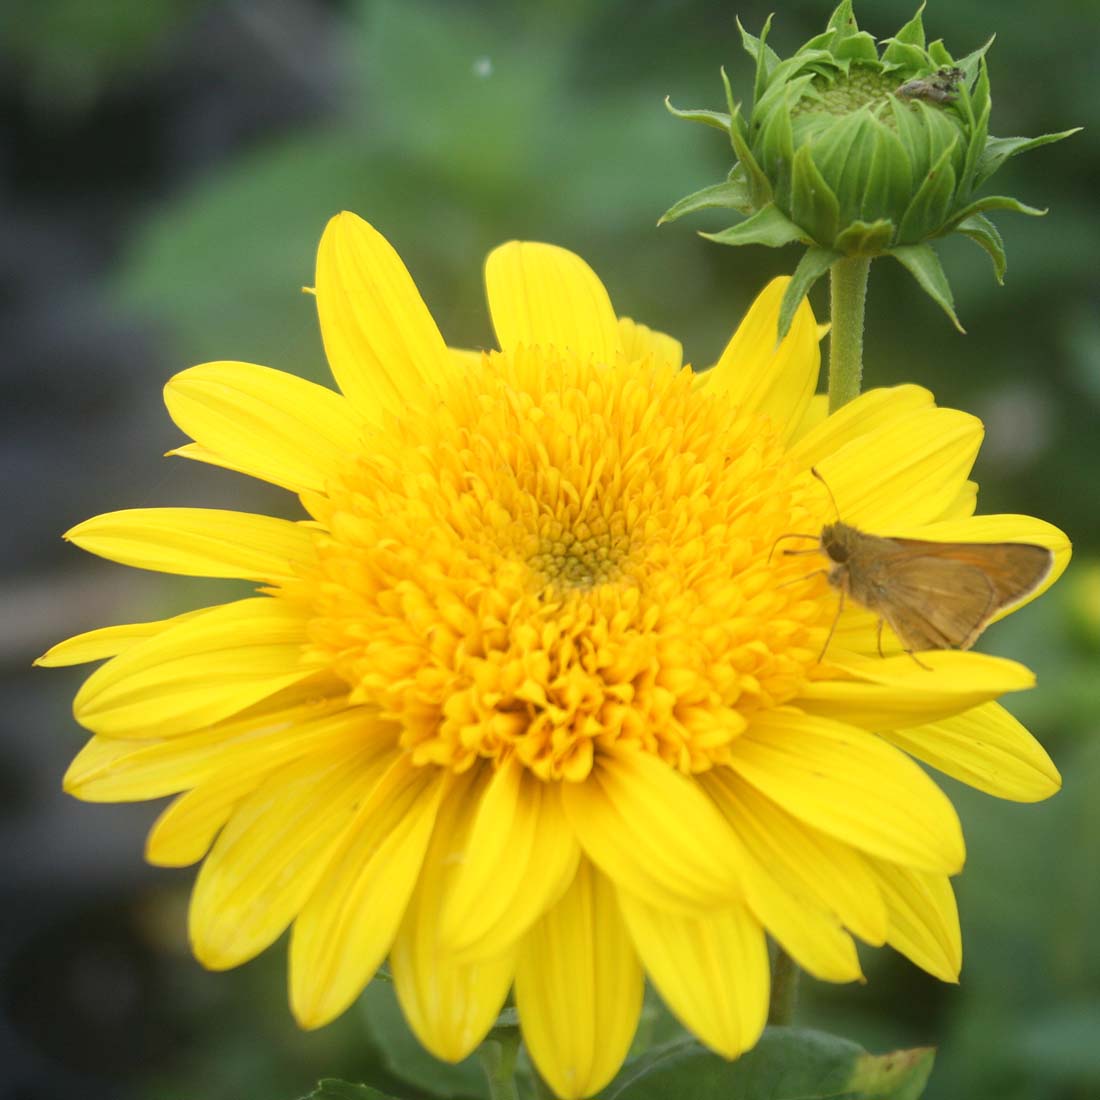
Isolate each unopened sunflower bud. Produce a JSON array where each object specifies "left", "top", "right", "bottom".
[{"left": 664, "top": 0, "right": 1079, "bottom": 334}]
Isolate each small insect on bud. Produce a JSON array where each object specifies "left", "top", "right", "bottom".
[{"left": 895, "top": 67, "right": 966, "bottom": 104}]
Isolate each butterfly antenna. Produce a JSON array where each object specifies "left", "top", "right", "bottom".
[{"left": 810, "top": 466, "right": 841, "bottom": 521}]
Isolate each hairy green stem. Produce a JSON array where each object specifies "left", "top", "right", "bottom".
[
  {"left": 827, "top": 255, "right": 872, "bottom": 412},
  {"left": 768, "top": 948, "right": 800, "bottom": 1026},
  {"left": 479, "top": 1027, "right": 522, "bottom": 1100}
]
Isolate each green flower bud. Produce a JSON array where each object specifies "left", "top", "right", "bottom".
[{"left": 664, "top": 1, "right": 1079, "bottom": 333}]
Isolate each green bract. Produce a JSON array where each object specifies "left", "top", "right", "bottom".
[{"left": 664, "top": 1, "right": 1079, "bottom": 333}]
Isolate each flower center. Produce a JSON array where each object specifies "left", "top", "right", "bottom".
[{"left": 302, "top": 346, "right": 833, "bottom": 782}]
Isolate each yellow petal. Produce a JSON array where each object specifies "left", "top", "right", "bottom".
[
  {"left": 189, "top": 745, "right": 389, "bottom": 970},
  {"left": 877, "top": 513, "right": 1071, "bottom": 619},
  {"left": 64, "top": 690, "right": 368, "bottom": 802},
  {"left": 865, "top": 857, "right": 961, "bottom": 982},
  {"left": 439, "top": 757, "right": 580, "bottom": 959},
  {"left": 484, "top": 242, "right": 620, "bottom": 363},
  {"left": 164, "top": 361, "right": 363, "bottom": 494},
  {"left": 788, "top": 384, "right": 934, "bottom": 467},
  {"left": 64, "top": 508, "right": 317, "bottom": 582},
  {"left": 802, "top": 650, "right": 1036, "bottom": 729},
  {"left": 35, "top": 609, "right": 206, "bottom": 667},
  {"left": 617, "top": 316, "right": 683, "bottom": 370},
  {"left": 390, "top": 768, "right": 515, "bottom": 1060},
  {"left": 882, "top": 701, "right": 1060, "bottom": 802},
  {"left": 939, "top": 479, "right": 978, "bottom": 520},
  {"left": 147, "top": 769, "right": 267, "bottom": 868},
  {"left": 290, "top": 755, "right": 446, "bottom": 1029},
  {"left": 562, "top": 749, "right": 745, "bottom": 912},
  {"left": 703, "top": 277, "right": 820, "bottom": 443},
  {"left": 315, "top": 212, "right": 448, "bottom": 422},
  {"left": 73, "top": 597, "right": 320, "bottom": 739},
  {"left": 813, "top": 407, "right": 983, "bottom": 529},
  {"left": 728, "top": 709, "right": 965, "bottom": 874},
  {"left": 450, "top": 347, "right": 487, "bottom": 369},
  {"left": 618, "top": 892, "right": 769, "bottom": 1059},
  {"left": 516, "top": 862, "right": 642, "bottom": 1100},
  {"left": 790, "top": 392, "right": 829, "bottom": 442},
  {"left": 703, "top": 768, "right": 887, "bottom": 947}
]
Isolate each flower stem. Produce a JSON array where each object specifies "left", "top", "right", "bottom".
[
  {"left": 827, "top": 255, "right": 872, "bottom": 412},
  {"left": 479, "top": 1027, "right": 523, "bottom": 1100},
  {"left": 768, "top": 947, "right": 800, "bottom": 1026}
]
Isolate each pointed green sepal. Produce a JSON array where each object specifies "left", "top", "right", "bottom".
[
  {"left": 975, "top": 129, "right": 1082, "bottom": 187},
  {"left": 890, "top": 242, "right": 964, "bottom": 331},
  {"left": 826, "top": 0, "right": 859, "bottom": 40},
  {"left": 898, "top": 138, "right": 958, "bottom": 243},
  {"left": 927, "top": 38, "right": 953, "bottom": 66},
  {"left": 701, "top": 203, "right": 807, "bottom": 248},
  {"left": 956, "top": 213, "right": 1007, "bottom": 283},
  {"left": 834, "top": 218, "right": 895, "bottom": 254},
  {"left": 948, "top": 194, "right": 1047, "bottom": 225},
  {"left": 778, "top": 246, "right": 841, "bottom": 338},
  {"left": 738, "top": 13, "right": 779, "bottom": 106},
  {"left": 660, "top": 178, "right": 755, "bottom": 224},
  {"left": 883, "top": 4, "right": 927, "bottom": 57},
  {"left": 791, "top": 145, "right": 840, "bottom": 245},
  {"left": 663, "top": 96, "right": 732, "bottom": 134}
]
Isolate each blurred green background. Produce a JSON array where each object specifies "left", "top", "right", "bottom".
[{"left": 3, "top": 1, "right": 1098, "bottom": 1098}]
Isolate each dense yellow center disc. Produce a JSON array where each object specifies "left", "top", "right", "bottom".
[{"left": 305, "top": 347, "right": 830, "bottom": 781}]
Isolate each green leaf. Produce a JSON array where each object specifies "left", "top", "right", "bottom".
[
  {"left": 361, "top": 981, "right": 487, "bottom": 1098},
  {"left": 737, "top": 13, "right": 779, "bottom": 105},
  {"left": 948, "top": 194, "right": 1048, "bottom": 224},
  {"left": 897, "top": 138, "right": 958, "bottom": 243},
  {"left": 659, "top": 178, "right": 754, "bottom": 224},
  {"left": 790, "top": 145, "right": 840, "bottom": 246},
  {"left": 302, "top": 1082, "right": 400, "bottom": 1100},
  {"left": 955, "top": 213, "right": 1006, "bottom": 282},
  {"left": 882, "top": 4, "right": 926, "bottom": 58},
  {"left": 701, "top": 203, "right": 807, "bottom": 248},
  {"left": 779, "top": 246, "right": 841, "bottom": 338},
  {"left": 975, "top": 129, "right": 1082, "bottom": 187},
  {"left": 604, "top": 1027, "right": 935, "bottom": 1100},
  {"left": 889, "top": 242, "right": 964, "bottom": 332},
  {"left": 663, "top": 96, "right": 732, "bottom": 134},
  {"left": 826, "top": 0, "right": 859, "bottom": 40}
]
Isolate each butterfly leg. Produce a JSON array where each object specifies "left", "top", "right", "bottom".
[{"left": 818, "top": 587, "right": 845, "bottom": 663}]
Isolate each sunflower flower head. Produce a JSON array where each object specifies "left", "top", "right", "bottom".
[
  {"left": 663, "top": 0, "right": 1079, "bottom": 332},
  {"left": 43, "top": 212, "right": 1069, "bottom": 1099}
]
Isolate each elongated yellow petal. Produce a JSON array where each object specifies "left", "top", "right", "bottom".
[
  {"left": 485, "top": 242, "right": 620, "bottom": 363},
  {"left": 64, "top": 508, "right": 317, "bottom": 582},
  {"left": 562, "top": 749, "right": 745, "bottom": 912},
  {"left": 813, "top": 407, "right": 983, "bottom": 529},
  {"left": 315, "top": 212, "right": 448, "bottom": 422},
  {"left": 190, "top": 745, "right": 388, "bottom": 971},
  {"left": 390, "top": 768, "right": 515, "bottom": 1060},
  {"left": 703, "top": 277, "right": 820, "bottom": 443},
  {"left": 290, "top": 755, "right": 446, "bottom": 1029},
  {"left": 146, "top": 769, "right": 265, "bottom": 868},
  {"left": 516, "top": 862, "right": 642, "bottom": 1100},
  {"left": 73, "top": 598, "right": 319, "bottom": 739},
  {"left": 164, "top": 361, "right": 363, "bottom": 494},
  {"left": 803, "top": 650, "right": 1035, "bottom": 729},
  {"left": 865, "top": 857, "right": 961, "bottom": 982},
  {"left": 878, "top": 513, "right": 1071, "bottom": 618},
  {"left": 35, "top": 609, "right": 206, "bottom": 667},
  {"left": 65, "top": 691, "right": 369, "bottom": 802},
  {"left": 790, "top": 392, "right": 829, "bottom": 442},
  {"left": 618, "top": 892, "right": 769, "bottom": 1059},
  {"left": 729, "top": 709, "right": 965, "bottom": 873},
  {"left": 788, "top": 384, "right": 934, "bottom": 467},
  {"left": 438, "top": 757, "right": 580, "bottom": 959},
  {"left": 882, "top": 701, "right": 1060, "bottom": 802},
  {"left": 939, "top": 479, "right": 978, "bottom": 520},
  {"left": 703, "top": 768, "right": 887, "bottom": 947},
  {"left": 617, "top": 317, "right": 683, "bottom": 370}
]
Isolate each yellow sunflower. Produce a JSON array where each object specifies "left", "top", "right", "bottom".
[{"left": 42, "top": 213, "right": 1068, "bottom": 1100}]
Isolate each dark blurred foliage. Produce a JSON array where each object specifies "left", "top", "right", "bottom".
[{"left": 2, "top": 1, "right": 1097, "bottom": 1098}]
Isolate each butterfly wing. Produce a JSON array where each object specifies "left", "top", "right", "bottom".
[
  {"left": 886, "top": 539, "right": 1053, "bottom": 610},
  {"left": 857, "top": 553, "right": 1000, "bottom": 651}
]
